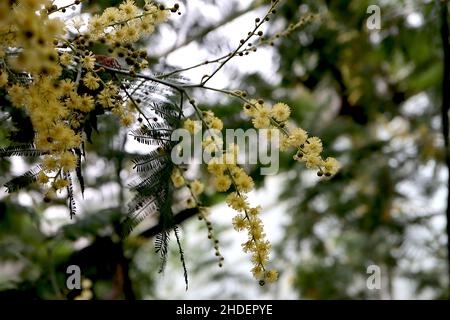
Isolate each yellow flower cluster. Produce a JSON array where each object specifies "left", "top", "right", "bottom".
[
  {"left": 1, "top": 0, "right": 65, "bottom": 77},
  {"left": 0, "top": 0, "right": 170, "bottom": 202},
  {"left": 243, "top": 99, "right": 340, "bottom": 177},
  {"left": 180, "top": 111, "right": 278, "bottom": 285},
  {"left": 88, "top": 0, "right": 168, "bottom": 44}
]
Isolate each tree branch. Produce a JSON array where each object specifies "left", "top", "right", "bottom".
[
  {"left": 138, "top": 208, "right": 199, "bottom": 238},
  {"left": 154, "top": 4, "right": 258, "bottom": 59}
]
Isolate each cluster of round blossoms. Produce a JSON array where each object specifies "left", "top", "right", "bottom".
[
  {"left": 174, "top": 99, "right": 340, "bottom": 284},
  {"left": 243, "top": 99, "right": 340, "bottom": 177},
  {"left": 179, "top": 109, "right": 279, "bottom": 285},
  {"left": 0, "top": 0, "right": 175, "bottom": 202}
]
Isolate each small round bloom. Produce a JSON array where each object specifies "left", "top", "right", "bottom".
[
  {"left": 252, "top": 116, "right": 270, "bottom": 129},
  {"left": 236, "top": 173, "right": 254, "bottom": 192},
  {"left": 251, "top": 265, "right": 264, "bottom": 279},
  {"left": 60, "top": 151, "right": 77, "bottom": 171},
  {"left": 37, "top": 171, "right": 49, "bottom": 184},
  {"left": 226, "top": 192, "right": 248, "bottom": 212},
  {"left": 322, "top": 157, "right": 340, "bottom": 176},
  {"left": 271, "top": 102, "right": 291, "bottom": 122},
  {"left": 171, "top": 172, "right": 185, "bottom": 188},
  {"left": 232, "top": 214, "right": 248, "bottom": 231},
  {"left": 190, "top": 180, "right": 204, "bottom": 195},
  {"left": 59, "top": 53, "right": 73, "bottom": 66},
  {"left": 265, "top": 269, "right": 279, "bottom": 283},
  {"left": 183, "top": 119, "right": 201, "bottom": 134},
  {"left": 302, "top": 153, "right": 322, "bottom": 169},
  {"left": 209, "top": 117, "right": 223, "bottom": 131},
  {"left": 53, "top": 179, "right": 69, "bottom": 190},
  {"left": 81, "top": 53, "right": 96, "bottom": 70},
  {"left": 43, "top": 155, "right": 59, "bottom": 171},
  {"left": 303, "top": 136, "right": 323, "bottom": 155},
  {"left": 120, "top": 114, "right": 134, "bottom": 127},
  {"left": 207, "top": 158, "right": 225, "bottom": 176},
  {"left": 288, "top": 127, "right": 308, "bottom": 147},
  {"left": 214, "top": 175, "right": 231, "bottom": 192},
  {"left": 83, "top": 72, "right": 100, "bottom": 90}
]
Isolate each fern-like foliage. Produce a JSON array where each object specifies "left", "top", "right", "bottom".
[
  {"left": 130, "top": 122, "right": 173, "bottom": 146},
  {"left": 0, "top": 144, "right": 46, "bottom": 157},
  {"left": 155, "top": 229, "right": 171, "bottom": 273},
  {"left": 74, "top": 147, "right": 85, "bottom": 196},
  {"left": 121, "top": 76, "right": 191, "bottom": 281},
  {"left": 65, "top": 172, "right": 77, "bottom": 219},
  {"left": 174, "top": 225, "right": 189, "bottom": 290},
  {"left": 121, "top": 76, "right": 183, "bottom": 235},
  {"left": 4, "top": 165, "right": 42, "bottom": 193}
]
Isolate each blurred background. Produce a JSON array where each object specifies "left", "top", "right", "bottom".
[{"left": 1, "top": 0, "right": 449, "bottom": 299}]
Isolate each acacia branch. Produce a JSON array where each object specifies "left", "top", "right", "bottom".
[
  {"left": 155, "top": 4, "right": 257, "bottom": 59},
  {"left": 138, "top": 208, "right": 199, "bottom": 238}
]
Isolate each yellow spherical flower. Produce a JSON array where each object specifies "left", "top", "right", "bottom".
[
  {"left": 78, "top": 94, "right": 95, "bottom": 112},
  {"left": 302, "top": 153, "right": 322, "bottom": 169},
  {"left": 251, "top": 252, "right": 269, "bottom": 265},
  {"left": 60, "top": 79, "right": 75, "bottom": 96},
  {"left": 209, "top": 117, "right": 223, "bottom": 131},
  {"left": 53, "top": 179, "right": 69, "bottom": 190},
  {"left": 252, "top": 116, "right": 270, "bottom": 129},
  {"left": 59, "top": 53, "right": 73, "bottom": 66},
  {"left": 265, "top": 270, "right": 278, "bottom": 283},
  {"left": 242, "top": 240, "right": 255, "bottom": 253},
  {"left": 279, "top": 136, "right": 291, "bottom": 151},
  {"left": 37, "top": 171, "right": 49, "bottom": 184},
  {"left": 251, "top": 265, "right": 264, "bottom": 279},
  {"left": 45, "top": 18, "right": 66, "bottom": 36},
  {"left": 232, "top": 214, "right": 248, "bottom": 231},
  {"left": 226, "top": 192, "right": 248, "bottom": 212},
  {"left": 119, "top": 0, "right": 138, "bottom": 18},
  {"left": 183, "top": 119, "right": 201, "bottom": 134},
  {"left": 190, "top": 180, "right": 204, "bottom": 195},
  {"left": 202, "top": 136, "right": 222, "bottom": 153},
  {"left": 120, "top": 114, "right": 134, "bottom": 127},
  {"left": 214, "top": 174, "right": 231, "bottom": 192},
  {"left": 271, "top": 102, "right": 291, "bottom": 122},
  {"left": 288, "top": 127, "right": 308, "bottom": 147},
  {"left": 303, "top": 136, "right": 323, "bottom": 155},
  {"left": 255, "top": 106, "right": 271, "bottom": 119},
  {"left": 248, "top": 206, "right": 261, "bottom": 217},
  {"left": 43, "top": 155, "right": 59, "bottom": 171},
  {"left": 171, "top": 170, "right": 185, "bottom": 188},
  {"left": 102, "top": 7, "right": 121, "bottom": 24},
  {"left": 207, "top": 158, "right": 225, "bottom": 176},
  {"left": 248, "top": 216, "right": 264, "bottom": 237},
  {"left": 81, "top": 53, "right": 96, "bottom": 70},
  {"left": 323, "top": 157, "right": 340, "bottom": 176},
  {"left": 59, "top": 151, "right": 77, "bottom": 171},
  {"left": 83, "top": 72, "right": 100, "bottom": 90},
  {"left": 88, "top": 15, "right": 104, "bottom": 35},
  {"left": 8, "top": 84, "right": 27, "bottom": 108},
  {"left": 236, "top": 173, "right": 254, "bottom": 192}
]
